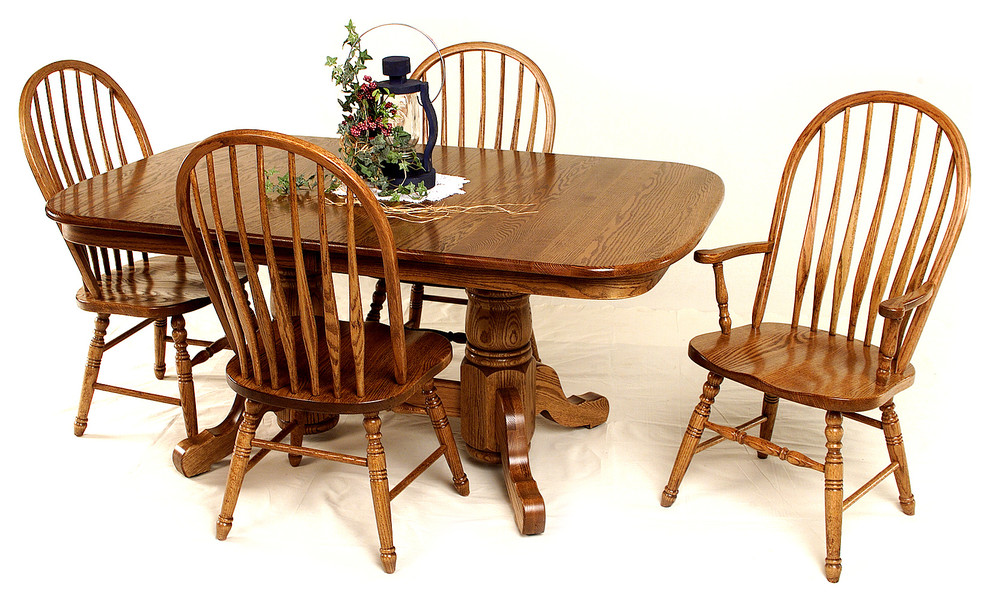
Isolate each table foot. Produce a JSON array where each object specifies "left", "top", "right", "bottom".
[
  {"left": 464, "top": 444, "right": 502, "bottom": 464},
  {"left": 496, "top": 387, "right": 546, "bottom": 535},
  {"left": 172, "top": 395, "right": 244, "bottom": 477},
  {"left": 535, "top": 363, "right": 609, "bottom": 428}
]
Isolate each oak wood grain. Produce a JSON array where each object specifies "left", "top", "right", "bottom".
[
  {"left": 662, "top": 91, "right": 970, "bottom": 583},
  {"left": 177, "top": 130, "right": 469, "bottom": 573},
  {"left": 49, "top": 139, "right": 723, "bottom": 299},
  {"left": 48, "top": 127, "right": 723, "bottom": 535},
  {"left": 405, "top": 41, "right": 557, "bottom": 330},
  {"left": 19, "top": 60, "right": 229, "bottom": 438}
]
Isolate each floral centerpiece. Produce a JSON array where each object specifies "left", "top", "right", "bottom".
[
  {"left": 326, "top": 21, "right": 428, "bottom": 201},
  {"left": 263, "top": 21, "right": 531, "bottom": 222}
]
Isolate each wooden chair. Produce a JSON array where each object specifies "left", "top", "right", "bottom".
[
  {"left": 373, "top": 42, "right": 556, "bottom": 332},
  {"left": 175, "top": 130, "right": 470, "bottom": 573},
  {"left": 660, "top": 91, "right": 969, "bottom": 582},
  {"left": 19, "top": 60, "right": 230, "bottom": 438}
]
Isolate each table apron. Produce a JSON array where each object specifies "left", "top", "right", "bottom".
[{"left": 58, "top": 223, "right": 666, "bottom": 300}]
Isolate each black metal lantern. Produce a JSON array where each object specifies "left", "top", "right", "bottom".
[{"left": 377, "top": 55, "right": 438, "bottom": 189}]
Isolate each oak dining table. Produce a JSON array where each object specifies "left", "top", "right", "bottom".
[{"left": 47, "top": 137, "right": 724, "bottom": 535}]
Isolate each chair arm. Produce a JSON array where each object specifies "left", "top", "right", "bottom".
[
  {"left": 694, "top": 241, "right": 772, "bottom": 264},
  {"left": 876, "top": 282, "right": 935, "bottom": 384},
  {"left": 878, "top": 282, "right": 935, "bottom": 321},
  {"left": 694, "top": 242, "right": 771, "bottom": 334}
]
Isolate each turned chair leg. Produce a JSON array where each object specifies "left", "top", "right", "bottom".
[
  {"left": 880, "top": 401, "right": 915, "bottom": 515},
  {"left": 423, "top": 381, "right": 470, "bottom": 496},
  {"left": 824, "top": 411, "right": 844, "bottom": 583},
  {"left": 217, "top": 400, "right": 264, "bottom": 541},
  {"left": 756, "top": 393, "right": 779, "bottom": 459},
  {"left": 662, "top": 372, "right": 723, "bottom": 507},
  {"left": 366, "top": 278, "right": 387, "bottom": 323},
  {"left": 288, "top": 410, "right": 304, "bottom": 467},
  {"left": 406, "top": 283, "right": 425, "bottom": 329},
  {"left": 364, "top": 413, "right": 396, "bottom": 573},
  {"left": 171, "top": 315, "right": 198, "bottom": 437},
  {"left": 76, "top": 313, "right": 110, "bottom": 436},
  {"left": 153, "top": 318, "right": 167, "bottom": 379}
]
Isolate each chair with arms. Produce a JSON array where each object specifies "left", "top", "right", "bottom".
[
  {"left": 19, "top": 60, "right": 230, "bottom": 438},
  {"left": 175, "top": 130, "right": 469, "bottom": 573},
  {"left": 660, "top": 91, "right": 969, "bottom": 582},
  {"left": 370, "top": 42, "right": 556, "bottom": 333}
]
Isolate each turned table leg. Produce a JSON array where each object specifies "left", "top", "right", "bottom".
[{"left": 460, "top": 289, "right": 545, "bottom": 534}]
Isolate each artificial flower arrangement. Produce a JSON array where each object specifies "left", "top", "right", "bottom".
[
  {"left": 325, "top": 21, "right": 429, "bottom": 201},
  {"left": 265, "top": 21, "right": 427, "bottom": 203}
]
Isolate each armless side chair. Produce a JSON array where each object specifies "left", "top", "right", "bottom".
[
  {"left": 19, "top": 60, "right": 232, "bottom": 438},
  {"left": 175, "top": 130, "right": 469, "bottom": 573}
]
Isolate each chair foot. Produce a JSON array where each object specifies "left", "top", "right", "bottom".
[
  {"left": 824, "top": 411, "right": 843, "bottom": 584},
  {"left": 825, "top": 561, "right": 842, "bottom": 583},
  {"left": 880, "top": 401, "right": 915, "bottom": 516},
  {"left": 365, "top": 414, "right": 396, "bottom": 574},
  {"left": 380, "top": 548, "right": 397, "bottom": 574},
  {"left": 423, "top": 381, "right": 470, "bottom": 496},
  {"left": 216, "top": 517, "right": 232, "bottom": 541},
  {"left": 662, "top": 372, "right": 722, "bottom": 508},
  {"left": 216, "top": 401, "right": 263, "bottom": 543},
  {"left": 76, "top": 313, "right": 109, "bottom": 438}
]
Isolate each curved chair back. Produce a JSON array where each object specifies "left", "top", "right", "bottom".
[
  {"left": 20, "top": 60, "right": 152, "bottom": 201},
  {"left": 20, "top": 59, "right": 154, "bottom": 291},
  {"left": 412, "top": 41, "right": 556, "bottom": 153},
  {"left": 175, "top": 130, "right": 408, "bottom": 397},
  {"left": 753, "top": 91, "right": 969, "bottom": 371}
]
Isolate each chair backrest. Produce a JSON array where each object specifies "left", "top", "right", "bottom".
[
  {"left": 412, "top": 42, "right": 556, "bottom": 153},
  {"left": 175, "top": 130, "right": 408, "bottom": 397},
  {"left": 753, "top": 91, "right": 969, "bottom": 369},
  {"left": 19, "top": 60, "right": 153, "bottom": 288}
]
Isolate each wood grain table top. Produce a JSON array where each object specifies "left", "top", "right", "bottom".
[{"left": 48, "top": 138, "right": 724, "bottom": 299}]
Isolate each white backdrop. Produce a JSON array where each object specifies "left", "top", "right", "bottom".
[{"left": 1, "top": 1, "right": 984, "bottom": 599}]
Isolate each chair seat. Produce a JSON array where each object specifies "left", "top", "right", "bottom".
[
  {"left": 688, "top": 323, "right": 915, "bottom": 412},
  {"left": 75, "top": 255, "right": 215, "bottom": 317},
  {"left": 226, "top": 320, "right": 453, "bottom": 414}
]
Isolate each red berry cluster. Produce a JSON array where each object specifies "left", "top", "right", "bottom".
[
  {"left": 356, "top": 75, "right": 378, "bottom": 99},
  {"left": 349, "top": 119, "right": 394, "bottom": 137},
  {"left": 346, "top": 76, "right": 403, "bottom": 139}
]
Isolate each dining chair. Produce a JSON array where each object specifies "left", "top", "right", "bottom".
[
  {"left": 370, "top": 42, "right": 556, "bottom": 334},
  {"left": 19, "top": 60, "right": 231, "bottom": 438},
  {"left": 175, "top": 130, "right": 470, "bottom": 573},
  {"left": 660, "top": 91, "right": 969, "bottom": 582}
]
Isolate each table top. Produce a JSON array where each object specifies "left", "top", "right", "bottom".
[{"left": 48, "top": 138, "right": 724, "bottom": 300}]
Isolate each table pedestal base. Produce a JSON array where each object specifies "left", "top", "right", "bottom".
[{"left": 457, "top": 289, "right": 609, "bottom": 534}]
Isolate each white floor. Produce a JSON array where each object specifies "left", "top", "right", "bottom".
[{"left": 3, "top": 271, "right": 983, "bottom": 600}]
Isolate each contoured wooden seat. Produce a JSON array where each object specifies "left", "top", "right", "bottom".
[
  {"left": 19, "top": 60, "right": 230, "bottom": 438},
  {"left": 175, "top": 130, "right": 469, "bottom": 573},
  {"left": 661, "top": 91, "right": 969, "bottom": 582}
]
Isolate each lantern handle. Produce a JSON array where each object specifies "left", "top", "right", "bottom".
[{"left": 359, "top": 22, "right": 445, "bottom": 104}]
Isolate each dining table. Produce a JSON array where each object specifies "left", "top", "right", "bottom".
[{"left": 47, "top": 137, "right": 724, "bottom": 535}]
